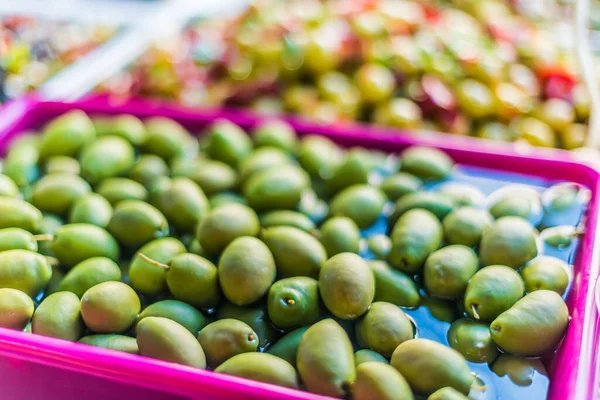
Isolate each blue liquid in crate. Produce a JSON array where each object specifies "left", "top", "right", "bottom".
[{"left": 359, "top": 163, "right": 588, "bottom": 400}]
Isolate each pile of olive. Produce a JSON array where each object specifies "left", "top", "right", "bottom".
[
  {"left": 0, "top": 110, "right": 586, "bottom": 399},
  {"left": 118, "top": 0, "right": 590, "bottom": 150}
]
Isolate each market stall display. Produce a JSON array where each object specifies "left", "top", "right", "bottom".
[
  {"left": 98, "top": 0, "right": 590, "bottom": 150},
  {"left": 0, "top": 1, "right": 598, "bottom": 400},
  {"left": 0, "top": 97, "right": 596, "bottom": 400}
]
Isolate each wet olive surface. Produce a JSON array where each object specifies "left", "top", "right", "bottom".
[
  {"left": 30, "top": 161, "right": 585, "bottom": 399},
  {"left": 14, "top": 113, "right": 588, "bottom": 399},
  {"left": 359, "top": 164, "right": 585, "bottom": 400}
]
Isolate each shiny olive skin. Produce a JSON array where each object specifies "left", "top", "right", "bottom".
[
  {"left": 165, "top": 253, "right": 221, "bottom": 309},
  {"left": 380, "top": 172, "right": 423, "bottom": 201},
  {"left": 374, "top": 98, "right": 423, "bottom": 129},
  {"left": 389, "top": 192, "right": 456, "bottom": 228},
  {"left": 44, "top": 156, "right": 81, "bottom": 175},
  {"left": 391, "top": 339, "right": 473, "bottom": 396},
  {"left": 0, "top": 250, "right": 52, "bottom": 297},
  {"left": 435, "top": 182, "right": 485, "bottom": 208},
  {"left": 108, "top": 200, "right": 169, "bottom": 249},
  {"left": 96, "top": 177, "right": 149, "bottom": 205},
  {"left": 355, "top": 63, "right": 395, "bottom": 103},
  {"left": 51, "top": 223, "right": 120, "bottom": 268},
  {"left": 38, "top": 111, "right": 96, "bottom": 159},
  {"left": 356, "top": 302, "right": 413, "bottom": 357},
  {"left": 319, "top": 253, "right": 375, "bottom": 320},
  {"left": 69, "top": 193, "right": 113, "bottom": 228},
  {"left": 216, "top": 303, "right": 277, "bottom": 349},
  {"left": 262, "top": 226, "right": 327, "bottom": 278},
  {"left": 400, "top": 146, "right": 454, "bottom": 180},
  {"left": 424, "top": 245, "right": 479, "bottom": 299},
  {"left": 319, "top": 216, "right": 360, "bottom": 256},
  {"left": 267, "top": 326, "right": 309, "bottom": 367},
  {"left": 514, "top": 117, "right": 556, "bottom": 148},
  {"left": 420, "top": 296, "right": 457, "bottom": 323},
  {"left": 542, "top": 225, "right": 579, "bottom": 249},
  {"left": 520, "top": 256, "right": 570, "bottom": 295},
  {"left": 205, "top": 120, "right": 252, "bottom": 167},
  {"left": 198, "top": 319, "right": 258, "bottom": 368},
  {"left": 128, "top": 154, "right": 169, "bottom": 189},
  {"left": 79, "top": 334, "right": 139, "bottom": 354},
  {"left": 324, "top": 151, "right": 370, "bottom": 195},
  {"left": 197, "top": 203, "right": 260, "bottom": 255},
  {"left": 30, "top": 173, "right": 91, "bottom": 215},
  {"left": 0, "top": 288, "right": 34, "bottom": 330},
  {"left": 428, "top": 387, "right": 470, "bottom": 400},
  {"left": 455, "top": 79, "right": 496, "bottom": 119},
  {"left": 81, "top": 281, "right": 140, "bottom": 333},
  {"left": 32, "top": 291, "right": 83, "bottom": 341},
  {"left": 58, "top": 257, "right": 121, "bottom": 298},
  {"left": 369, "top": 260, "right": 419, "bottom": 308},
  {"left": 388, "top": 209, "right": 443, "bottom": 274},
  {"left": 464, "top": 265, "right": 525, "bottom": 322},
  {"left": 329, "top": 184, "right": 386, "bottom": 229},
  {"left": 243, "top": 165, "right": 310, "bottom": 211},
  {"left": 447, "top": 318, "right": 499, "bottom": 363},
  {"left": 79, "top": 135, "right": 135, "bottom": 185},
  {"left": 0, "top": 174, "right": 20, "bottom": 197},
  {"left": 2, "top": 135, "right": 40, "bottom": 188},
  {"left": 209, "top": 192, "right": 247, "bottom": 209},
  {"left": 479, "top": 216, "right": 538, "bottom": 269},
  {"left": 215, "top": 352, "right": 299, "bottom": 389},
  {"left": 542, "top": 182, "right": 581, "bottom": 213},
  {"left": 367, "top": 234, "right": 391, "bottom": 260},
  {"left": 137, "top": 300, "right": 208, "bottom": 335},
  {"left": 129, "top": 238, "right": 186, "bottom": 295},
  {"left": 0, "top": 227, "right": 38, "bottom": 252},
  {"left": 298, "top": 136, "right": 344, "bottom": 178},
  {"left": 491, "top": 354, "right": 548, "bottom": 386},
  {"left": 171, "top": 158, "right": 238, "bottom": 196},
  {"left": 253, "top": 120, "right": 298, "bottom": 153},
  {"left": 442, "top": 207, "right": 493, "bottom": 247},
  {"left": 218, "top": 237, "right": 276, "bottom": 306},
  {"left": 142, "top": 117, "right": 196, "bottom": 161},
  {"left": 297, "top": 319, "right": 355, "bottom": 398},
  {"left": 490, "top": 290, "right": 569, "bottom": 356},
  {"left": 95, "top": 114, "right": 147, "bottom": 146},
  {"left": 259, "top": 210, "right": 316, "bottom": 233},
  {"left": 354, "top": 362, "right": 414, "bottom": 400},
  {"left": 0, "top": 197, "right": 42, "bottom": 232},
  {"left": 238, "top": 147, "right": 293, "bottom": 183},
  {"left": 487, "top": 186, "right": 542, "bottom": 225},
  {"left": 537, "top": 98, "right": 575, "bottom": 132},
  {"left": 354, "top": 349, "right": 389, "bottom": 366},
  {"left": 267, "top": 277, "right": 320, "bottom": 330},
  {"left": 150, "top": 177, "right": 209, "bottom": 233},
  {"left": 137, "top": 316, "right": 206, "bottom": 369}
]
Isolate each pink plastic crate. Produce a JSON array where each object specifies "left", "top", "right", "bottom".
[{"left": 0, "top": 95, "right": 598, "bottom": 400}]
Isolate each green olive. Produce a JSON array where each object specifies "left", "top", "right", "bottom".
[
  {"left": 0, "top": 250, "right": 52, "bottom": 297},
  {"left": 81, "top": 282, "right": 140, "bottom": 333},
  {"left": 31, "top": 173, "right": 91, "bottom": 215},
  {"left": 0, "top": 288, "right": 34, "bottom": 330}
]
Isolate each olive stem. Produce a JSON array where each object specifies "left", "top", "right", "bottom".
[
  {"left": 137, "top": 253, "right": 170, "bottom": 271},
  {"left": 471, "top": 304, "right": 480, "bottom": 320},
  {"left": 45, "top": 256, "right": 60, "bottom": 267},
  {"left": 286, "top": 298, "right": 296, "bottom": 305},
  {"left": 33, "top": 234, "right": 54, "bottom": 242}
]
